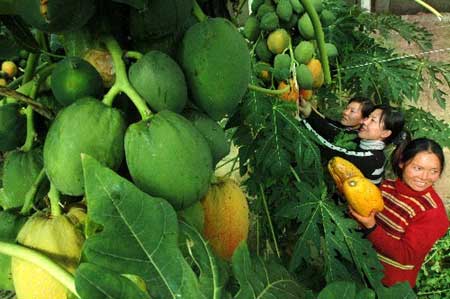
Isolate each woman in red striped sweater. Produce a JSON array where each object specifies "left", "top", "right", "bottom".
[{"left": 350, "top": 138, "right": 449, "bottom": 288}]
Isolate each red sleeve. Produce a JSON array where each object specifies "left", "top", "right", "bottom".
[{"left": 367, "top": 207, "right": 449, "bottom": 265}]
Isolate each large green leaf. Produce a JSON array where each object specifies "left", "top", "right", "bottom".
[
  {"left": 179, "top": 221, "right": 229, "bottom": 299},
  {"left": 81, "top": 154, "right": 202, "bottom": 299},
  {"left": 75, "top": 263, "right": 150, "bottom": 299},
  {"left": 232, "top": 242, "right": 307, "bottom": 299}
]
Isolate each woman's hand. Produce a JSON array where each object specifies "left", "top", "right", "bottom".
[
  {"left": 298, "top": 98, "right": 312, "bottom": 118},
  {"left": 348, "top": 206, "right": 377, "bottom": 229}
]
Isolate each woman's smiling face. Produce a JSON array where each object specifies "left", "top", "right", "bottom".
[
  {"left": 358, "top": 109, "right": 392, "bottom": 141},
  {"left": 401, "top": 151, "right": 442, "bottom": 192}
]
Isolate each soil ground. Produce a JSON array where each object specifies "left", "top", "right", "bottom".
[{"left": 393, "top": 13, "right": 450, "bottom": 210}]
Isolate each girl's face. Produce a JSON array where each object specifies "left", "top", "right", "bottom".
[
  {"left": 341, "top": 101, "right": 363, "bottom": 128},
  {"left": 358, "top": 109, "right": 392, "bottom": 141},
  {"left": 401, "top": 151, "right": 441, "bottom": 192}
]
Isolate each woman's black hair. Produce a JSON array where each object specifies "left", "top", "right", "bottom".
[
  {"left": 349, "top": 97, "right": 374, "bottom": 118},
  {"left": 374, "top": 104, "right": 405, "bottom": 145},
  {"left": 391, "top": 138, "right": 445, "bottom": 178}
]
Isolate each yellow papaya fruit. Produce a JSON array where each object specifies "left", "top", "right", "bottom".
[
  {"left": 327, "top": 156, "right": 364, "bottom": 192},
  {"left": 306, "top": 58, "right": 324, "bottom": 89},
  {"left": 201, "top": 178, "right": 249, "bottom": 260},
  {"left": 342, "top": 176, "right": 384, "bottom": 217},
  {"left": 11, "top": 212, "right": 85, "bottom": 299}
]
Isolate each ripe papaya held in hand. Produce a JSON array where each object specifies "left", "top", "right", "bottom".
[
  {"left": 327, "top": 156, "right": 364, "bottom": 193},
  {"left": 342, "top": 176, "right": 384, "bottom": 217},
  {"left": 12, "top": 212, "right": 85, "bottom": 299},
  {"left": 201, "top": 178, "right": 249, "bottom": 260}
]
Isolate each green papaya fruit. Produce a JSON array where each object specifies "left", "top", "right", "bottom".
[
  {"left": 260, "top": 12, "right": 280, "bottom": 31},
  {"left": 298, "top": 13, "right": 315, "bottom": 40},
  {"left": 256, "top": 3, "right": 275, "bottom": 19},
  {"left": 276, "top": 0, "right": 293, "bottom": 22},
  {"left": 273, "top": 53, "right": 291, "bottom": 82},
  {"left": 43, "top": 98, "right": 126, "bottom": 196},
  {"left": 294, "top": 41, "right": 315, "bottom": 64},
  {"left": 296, "top": 64, "right": 314, "bottom": 89},
  {"left": 255, "top": 38, "right": 273, "bottom": 62},
  {"left": 50, "top": 57, "right": 103, "bottom": 107},
  {"left": 129, "top": 0, "right": 193, "bottom": 41},
  {"left": 2, "top": 148, "right": 47, "bottom": 209},
  {"left": 320, "top": 9, "right": 336, "bottom": 27},
  {"left": 254, "top": 62, "right": 272, "bottom": 82},
  {"left": 15, "top": 0, "right": 95, "bottom": 33},
  {"left": 12, "top": 212, "right": 85, "bottom": 299},
  {"left": 290, "top": 0, "right": 304, "bottom": 14},
  {"left": 129, "top": 50, "right": 187, "bottom": 113},
  {"left": 325, "top": 42, "right": 339, "bottom": 58},
  {"left": 178, "top": 18, "right": 251, "bottom": 120},
  {"left": 243, "top": 16, "right": 260, "bottom": 42},
  {"left": 125, "top": 110, "right": 213, "bottom": 210},
  {"left": 0, "top": 103, "right": 26, "bottom": 152},
  {"left": 251, "top": 0, "right": 265, "bottom": 13},
  {"left": 280, "top": 13, "right": 299, "bottom": 30},
  {"left": 185, "top": 111, "right": 230, "bottom": 166}
]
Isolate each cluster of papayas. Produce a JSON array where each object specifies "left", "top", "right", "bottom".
[
  {"left": 328, "top": 157, "right": 384, "bottom": 216},
  {"left": 244, "top": 0, "right": 338, "bottom": 102},
  {"left": 0, "top": 1, "right": 256, "bottom": 294}
]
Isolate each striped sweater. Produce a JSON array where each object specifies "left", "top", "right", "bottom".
[{"left": 367, "top": 179, "right": 449, "bottom": 288}]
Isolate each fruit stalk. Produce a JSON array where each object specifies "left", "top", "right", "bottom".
[
  {"left": 248, "top": 83, "right": 291, "bottom": 95},
  {"left": 0, "top": 241, "right": 80, "bottom": 298},
  {"left": 101, "top": 35, "right": 152, "bottom": 119},
  {"left": 192, "top": 0, "right": 208, "bottom": 22},
  {"left": 300, "top": 0, "right": 331, "bottom": 84},
  {"left": 20, "top": 168, "right": 47, "bottom": 215}
]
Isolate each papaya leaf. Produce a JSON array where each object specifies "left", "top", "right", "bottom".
[
  {"left": 232, "top": 242, "right": 307, "bottom": 299},
  {"left": 75, "top": 263, "right": 150, "bottom": 299},
  {"left": 317, "top": 281, "right": 356, "bottom": 299},
  {"left": 0, "top": 211, "right": 27, "bottom": 290},
  {"left": 0, "top": 15, "right": 40, "bottom": 54},
  {"left": 81, "top": 154, "right": 202, "bottom": 299},
  {"left": 179, "top": 221, "right": 229, "bottom": 299},
  {"left": 112, "top": 0, "right": 146, "bottom": 10}
]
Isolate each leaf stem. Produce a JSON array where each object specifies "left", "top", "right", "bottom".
[
  {"left": 192, "top": 0, "right": 208, "bottom": 22},
  {"left": 259, "top": 184, "right": 281, "bottom": 258},
  {"left": 414, "top": 0, "right": 443, "bottom": 20},
  {"left": 22, "top": 52, "right": 40, "bottom": 84},
  {"left": 20, "top": 168, "right": 47, "bottom": 215},
  {"left": 248, "top": 83, "right": 290, "bottom": 95},
  {"left": 48, "top": 183, "right": 62, "bottom": 217},
  {"left": 101, "top": 35, "right": 152, "bottom": 120},
  {"left": 124, "top": 51, "right": 143, "bottom": 60},
  {"left": 0, "top": 241, "right": 79, "bottom": 298}
]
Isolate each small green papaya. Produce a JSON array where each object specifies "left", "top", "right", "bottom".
[
  {"left": 296, "top": 64, "right": 314, "bottom": 89},
  {"left": 50, "top": 57, "right": 103, "bottom": 107},
  {"left": 256, "top": 3, "right": 275, "bottom": 19},
  {"left": 276, "top": 0, "right": 293, "bottom": 22},
  {"left": 43, "top": 98, "right": 126, "bottom": 196},
  {"left": 0, "top": 103, "right": 26, "bottom": 152},
  {"left": 294, "top": 41, "right": 315, "bottom": 64},
  {"left": 243, "top": 16, "right": 260, "bottom": 41},
  {"left": 298, "top": 13, "right": 315, "bottom": 40},
  {"left": 290, "top": 0, "right": 304, "bottom": 14},
  {"left": 273, "top": 53, "right": 291, "bottom": 81},
  {"left": 125, "top": 110, "right": 213, "bottom": 210},
  {"left": 2, "top": 148, "right": 47, "bottom": 209},
  {"left": 325, "top": 42, "right": 339, "bottom": 58},
  {"left": 255, "top": 38, "right": 273, "bottom": 62},
  {"left": 129, "top": 50, "right": 187, "bottom": 113},
  {"left": 12, "top": 211, "right": 85, "bottom": 299},
  {"left": 251, "top": 0, "right": 265, "bottom": 13},
  {"left": 320, "top": 9, "right": 336, "bottom": 27},
  {"left": 184, "top": 110, "right": 230, "bottom": 166},
  {"left": 260, "top": 12, "right": 280, "bottom": 31}
]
